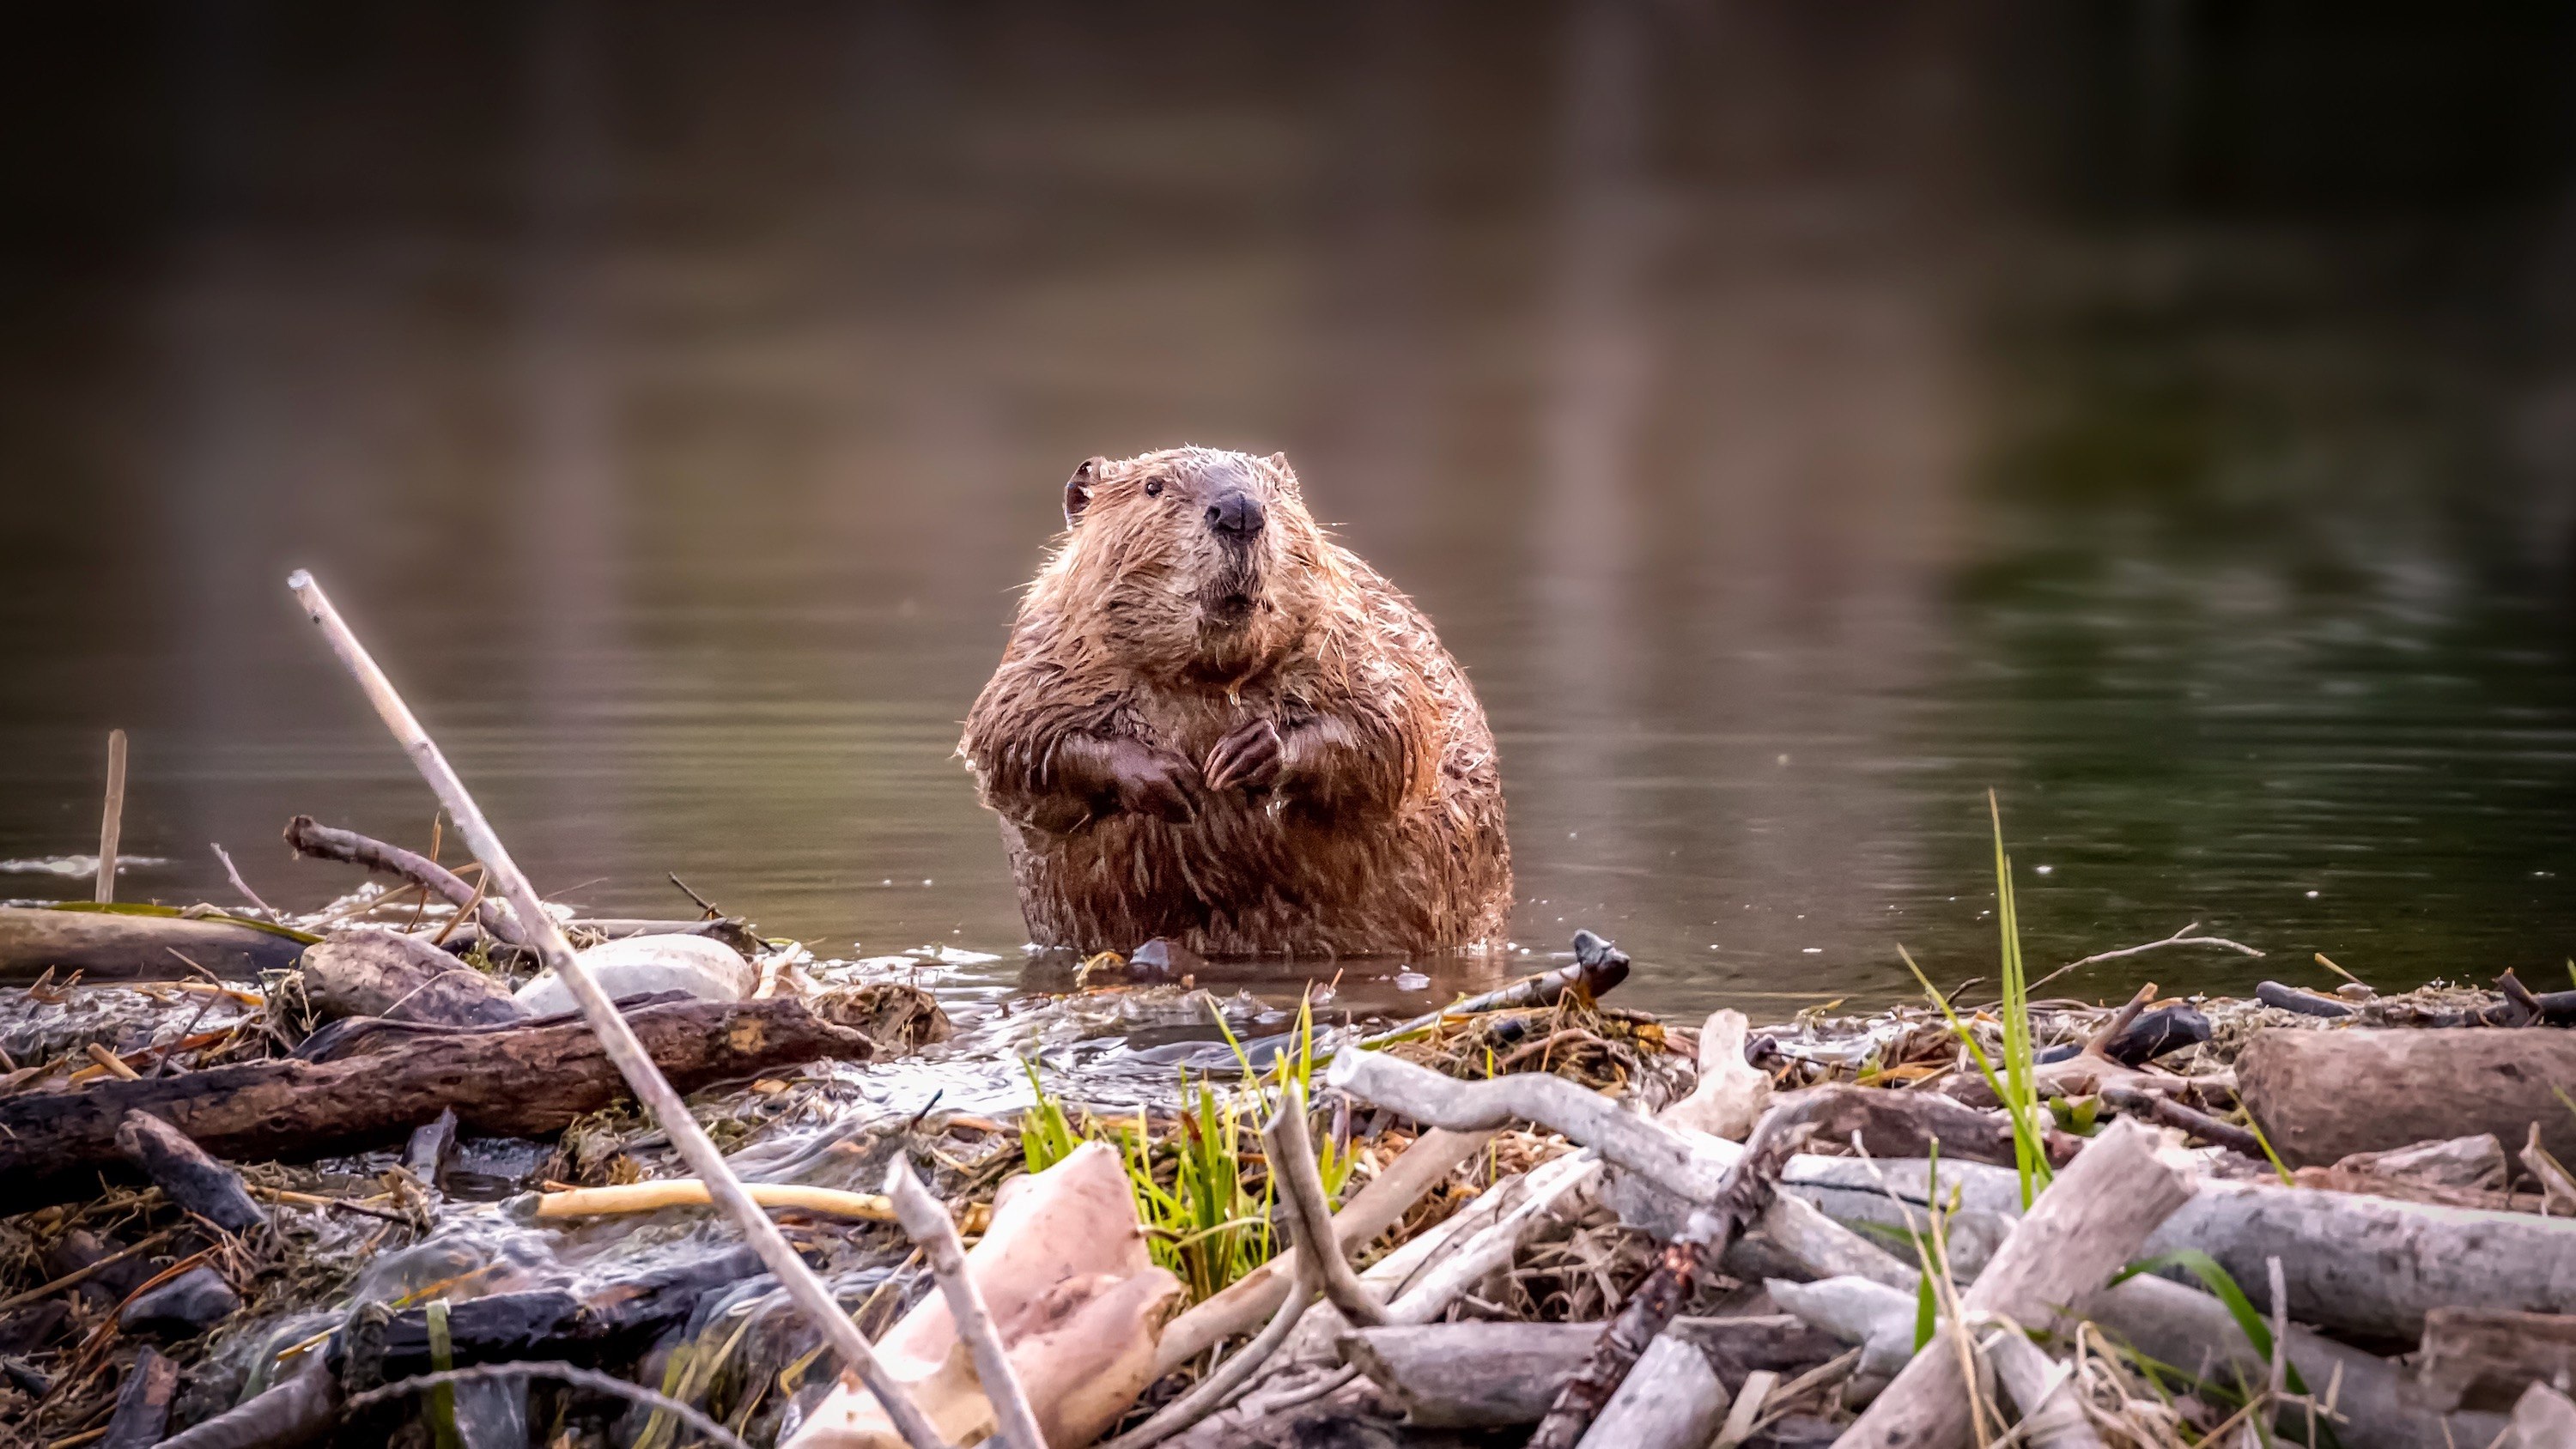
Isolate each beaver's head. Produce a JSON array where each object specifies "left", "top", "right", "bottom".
[{"left": 1035, "top": 446, "right": 1340, "bottom": 685}]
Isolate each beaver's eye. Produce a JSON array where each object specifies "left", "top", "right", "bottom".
[{"left": 1144, "top": 479, "right": 1164, "bottom": 498}]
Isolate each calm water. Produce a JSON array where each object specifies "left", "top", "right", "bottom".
[{"left": 4, "top": 4, "right": 2575, "bottom": 1015}]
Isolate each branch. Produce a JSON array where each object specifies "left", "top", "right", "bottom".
[
  {"left": 283, "top": 814, "right": 519, "bottom": 946},
  {"left": 2026, "top": 924, "right": 2263, "bottom": 996},
  {"left": 886, "top": 1158, "right": 1046, "bottom": 1449},
  {"left": 288, "top": 570, "right": 946, "bottom": 1449},
  {"left": 1260, "top": 1082, "right": 1385, "bottom": 1328}
]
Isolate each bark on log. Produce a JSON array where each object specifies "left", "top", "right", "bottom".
[
  {"left": 115, "top": 1110, "right": 264, "bottom": 1234},
  {"left": 1783, "top": 1150, "right": 2576, "bottom": 1341},
  {"left": 156, "top": 1353, "right": 341, "bottom": 1449},
  {"left": 1336, "top": 1317, "right": 1837, "bottom": 1428},
  {"left": 0, "top": 997, "right": 875, "bottom": 1213},
  {"left": 1766, "top": 1083, "right": 2076, "bottom": 1169},
  {"left": 1835, "top": 1118, "right": 2196, "bottom": 1449},
  {"left": 2417, "top": 1308, "right": 2576, "bottom": 1413},
  {"left": 1574, "top": 1333, "right": 1729, "bottom": 1449},
  {"left": 1528, "top": 1125, "right": 1805, "bottom": 1449},
  {"left": 102, "top": 1345, "right": 178, "bottom": 1449},
  {"left": 301, "top": 927, "right": 525, "bottom": 1026},
  {"left": 0, "top": 905, "right": 309, "bottom": 983},
  {"left": 2239, "top": 1027, "right": 2576, "bottom": 1166}
]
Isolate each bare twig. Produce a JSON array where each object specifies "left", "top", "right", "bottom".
[
  {"left": 667, "top": 871, "right": 722, "bottom": 919},
  {"left": 0, "top": 1229, "right": 178, "bottom": 1313},
  {"left": 1260, "top": 1082, "right": 1385, "bottom": 1328},
  {"left": 286, "top": 569, "right": 946, "bottom": 1449},
  {"left": 2025, "top": 924, "right": 2262, "bottom": 996},
  {"left": 283, "top": 814, "right": 517, "bottom": 945},
  {"left": 209, "top": 844, "right": 279, "bottom": 920},
  {"left": 97, "top": 729, "right": 127, "bottom": 904},
  {"left": 884, "top": 1158, "right": 1044, "bottom": 1449}
]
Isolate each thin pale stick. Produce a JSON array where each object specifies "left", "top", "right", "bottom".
[
  {"left": 96, "top": 729, "right": 127, "bottom": 904},
  {"left": 286, "top": 569, "right": 945, "bottom": 1449},
  {"left": 885, "top": 1158, "right": 1046, "bottom": 1449},
  {"left": 210, "top": 843, "right": 279, "bottom": 920},
  {"left": 2025, "top": 925, "right": 2263, "bottom": 996},
  {"left": 1260, "top": 1081, "right": 1385, "bottom": 1326}
]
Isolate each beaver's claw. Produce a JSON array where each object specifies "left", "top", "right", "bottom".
[
  {"left": 1107, "top": 742, "right": 1201, "bottom": 824},
  {"left": 1204, "top": 718, "right": 1285, "bottom": 794}
]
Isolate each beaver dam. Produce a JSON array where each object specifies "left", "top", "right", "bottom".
[{"left": 7, "top": 573, "right": 2576, "bottom": 1449}]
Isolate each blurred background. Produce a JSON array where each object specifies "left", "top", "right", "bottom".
[{"left": 3, "top": 2, "right": 2574, "bottom": 1013}]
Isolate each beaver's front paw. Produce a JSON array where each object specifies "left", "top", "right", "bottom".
[
  {"left": 1106, "top": 740, "right": 1202, "bottom": 824},
  {"left": 1203, "top": 718, "right": 1284, "bottom": 794}
]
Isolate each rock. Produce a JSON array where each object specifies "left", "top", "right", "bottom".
[
  {"left": 118, "top": 1265, "right": 239, "bottom": 1337},
  {"left": 514, "top": 933, "right": 753, "bottom": 1016}
]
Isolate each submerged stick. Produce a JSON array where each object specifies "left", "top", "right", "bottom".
[
  {"left": 886, "top": 1158, "right": 1046, "bottom": 1449},
  {"left": 1261, "top": 1082, "right": 1386, "bottom": 1327},
  {"left": 96, "top": 728, "right": 127, "bottom": 904},
  {"left": 286, "top": 570, "right": 947, "bottom": 1449}
]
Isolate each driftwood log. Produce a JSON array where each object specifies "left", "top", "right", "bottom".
[
  {"left": 2239, "top": 1027, "right": 2576, "bottom": 1166},
  {"left": 0, "top": 905, "right": 309, "bottom": 983},
  {"left": 300, "top": 927, "right": 524, "bottom": 1026},
  {"left": 1835, "top": 1118, "right": 2196, "bottom": 1449},
  {"left": 0, "top": 997, "right": 876, "bottom": 1213},
  {"left": 1783, "top": 1150, "right": 2576, "bottom": 1341},
  {"left": 1335, "top": 1317, "right": 1836, "bottom": 1428}
]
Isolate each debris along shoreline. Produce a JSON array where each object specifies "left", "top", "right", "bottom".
[{"left": 5, "top": 580, "right": 2576, "bottom": 1449}]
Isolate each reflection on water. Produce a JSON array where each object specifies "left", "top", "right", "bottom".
[{"left": 3, "top": 3, "right": 2573, "bottom": 1014}]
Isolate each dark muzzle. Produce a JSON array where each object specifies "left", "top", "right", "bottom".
[{"left": 1205, "top": 488, "right": 1266, "bottom": 543}]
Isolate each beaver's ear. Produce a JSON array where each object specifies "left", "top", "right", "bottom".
[
  {"left": 1265, "top": 452, "right": 1301, "bottom": 497},
  {"left": 1064, "top": 458, "right": 1107, "bottom": 529}
]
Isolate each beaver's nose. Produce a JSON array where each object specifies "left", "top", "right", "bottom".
[{"left": 1206, "top": 489, "right": 1266, "bottom": 541}]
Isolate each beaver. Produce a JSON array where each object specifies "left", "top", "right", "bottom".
[{"left": 959, "top": 446, "right": 1512, "bottom": 957}]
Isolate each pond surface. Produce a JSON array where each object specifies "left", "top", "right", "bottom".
[{"left": 4, "top": 5, "right": 2575, "bottom": 1015}]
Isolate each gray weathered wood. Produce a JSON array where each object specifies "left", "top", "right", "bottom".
[
  {"left": 1576, "top": 1332, "right": 1729, "bottom": 1449},
  {"left": 1336, "top": 1317, "right": 1835, "bottom": 1429},
  {"left": 2417, "top": 1308, "right": 2576, "bottom": 1413},
  {"left": 1835, "top": 1118, "right": 2195, "bottom": 1449},
  {"left": 2239, "top": 1028, "right": 2576, "bottom": 1166}
]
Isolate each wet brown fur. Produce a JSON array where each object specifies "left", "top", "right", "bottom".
[{"left": 960, "top": 446, "right": 1512, "bottom": 956}]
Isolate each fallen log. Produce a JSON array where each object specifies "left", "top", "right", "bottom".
[
  {"left": 1576, "top": 1335, "right": 1731, "bottom": 1449},
  {"left": 115, "top": 1110, "right": 264, "bottom": 1234},
  {"left": 1783, "top": 1151, "right": 2576, "bottom": 1343},
  {"left": 2239, "top": 1026, "right": 2576, "bottom": 1166},
  {"left": 300, "top": 927, "right": 524, "bottom": 1026},
  {"left": 158, "top": 1352, "right": 342, "bottom": 1449},
  {"left": 0, "top": 905, "right": 310, "bottom": 983},
  {"left": 1838, "top": 1119, "right": 2193, "bottom": 1448},
  {"left": 0, "top": 997, "right": 877, "bottom": 1213},
  {"left": 1335, "top": 1318, "right": 1837, "bottom": 1428}
]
